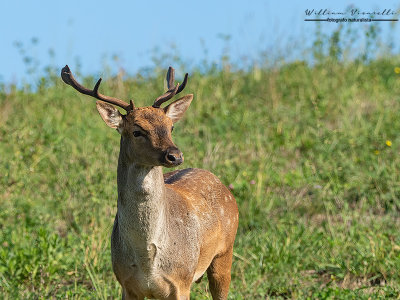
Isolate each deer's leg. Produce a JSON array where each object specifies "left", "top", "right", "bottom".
[
  {"left": 165, "top": 282, "right": 191, "bottom": 300},
  {"left": 207, "top": 248, "right": 234, "bottom": 300},
  {"left": 166, "top": 292, "right": 190, "bottom": 300},
  {"left": 122, "top": 288, "right": 144, "bottom": 300}
]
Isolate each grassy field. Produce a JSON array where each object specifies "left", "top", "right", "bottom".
[{"left": 2, "top": 48, "right": 400, "bottom": 298}]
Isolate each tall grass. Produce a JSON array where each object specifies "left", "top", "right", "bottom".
[{"left": 1, "top": 20, "right": 400, "bottom": 298}]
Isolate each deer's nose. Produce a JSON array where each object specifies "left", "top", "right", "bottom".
[{"left": 165, "top": 147, "right": 184, "bottom": 166}]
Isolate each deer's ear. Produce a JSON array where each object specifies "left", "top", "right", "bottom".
[
  {"left": 96, "top": 101, "right": 124, "bottom": 132},
  {"left": 164, "top": 94, "right": 193, "bottom": 123}
]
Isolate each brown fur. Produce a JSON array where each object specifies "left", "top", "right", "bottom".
[
  {"left": 105, "top": 102, "right": 239, "bottom": 300},
  {"left": 64, "top": 69, "right": 239, "bottom": 299}
]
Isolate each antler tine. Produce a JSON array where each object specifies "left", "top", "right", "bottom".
[
  {"left": 177, "top": 73, "right": 188, "bottom": 93},
  {"left": 153, "top": 67, "right": 189, "bottom": 108},
  {"left": 61, "top": 65, "right": 132, "bottom": 112},
  {"left": 166, "top": 66, "right": 175, "bottom": 89}
]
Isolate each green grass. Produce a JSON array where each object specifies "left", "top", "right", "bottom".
[{"left": 2, "top": 55, "right": 400, "bottom": 299}]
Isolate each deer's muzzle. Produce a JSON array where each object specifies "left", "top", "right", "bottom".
[{"left": 163, "top": 147, "right": 184, "bottom": 167}]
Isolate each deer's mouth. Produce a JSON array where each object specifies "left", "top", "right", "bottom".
[{"left": 162, "top": 160, "right": 183, "bottom": 168}]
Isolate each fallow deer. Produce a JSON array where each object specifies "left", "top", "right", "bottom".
[{"left": 61, "top": 65, "right": 239, "bottom": 300}]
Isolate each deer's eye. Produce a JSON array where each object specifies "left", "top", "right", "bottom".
[
  {"left": 133, "top": 131, "right": 142, "bottom": 137},
  {"left": 171, "top": 126, "right": 174, "bottom": 132}
]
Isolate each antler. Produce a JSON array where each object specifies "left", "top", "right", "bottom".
[
  {"left": 61, "top": 65, "right": 134, "bottom": 112},
  {"left": 153, "top": 67, "right": 188, "bottom": 108}
]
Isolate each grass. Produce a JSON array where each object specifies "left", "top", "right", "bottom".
[{"left": 2, "top": 52, "right": 400, "bottom": 299}]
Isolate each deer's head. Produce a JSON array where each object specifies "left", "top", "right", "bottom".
[{"left": 61, "top": 65, "right": 193, "bottom": 167}]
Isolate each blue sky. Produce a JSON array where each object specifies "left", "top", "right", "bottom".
[{"left": 1, "top": 0, "right": 399, "bottom": 84}]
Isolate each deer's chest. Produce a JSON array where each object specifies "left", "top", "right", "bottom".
[{"left": 111, "top": 213, "right": 201, "bottom": 296}]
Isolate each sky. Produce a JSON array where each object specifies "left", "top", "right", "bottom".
[{"left": 1, "top": 0, "right": 400, "bottom": 84}]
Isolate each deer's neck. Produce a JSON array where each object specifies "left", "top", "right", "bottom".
[{"left": 116, "top": 147, "right": 167, "bottom": 248}]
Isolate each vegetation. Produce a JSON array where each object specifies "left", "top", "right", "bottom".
[{"left": 1, "top": 21, "right": 400, "bottom": 299}]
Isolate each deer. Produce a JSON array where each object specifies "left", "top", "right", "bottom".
[{"left": 61, "top": 65, "right": 239, "bottom": 300}]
